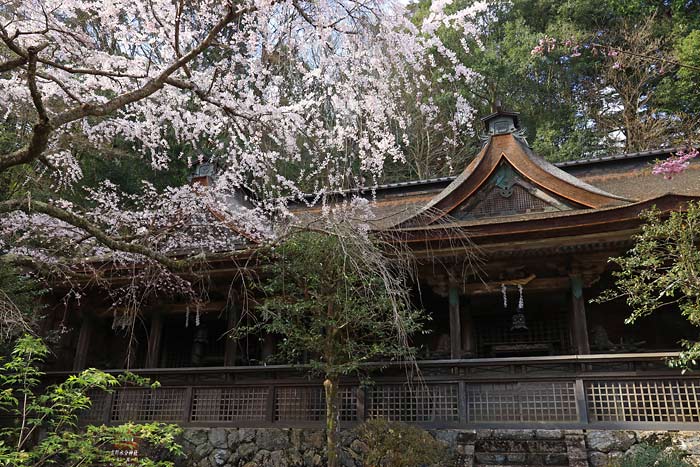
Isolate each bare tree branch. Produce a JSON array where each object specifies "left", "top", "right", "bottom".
[
  {"left": 0, "top": 55, "right": 26, "bottom": 72},
  {"left": 0, "top": 197, "right": 197, "bottom": 272}
]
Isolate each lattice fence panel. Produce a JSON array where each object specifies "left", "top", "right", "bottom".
[
  {"left": 275, "top": 386, "right": 357, "bottom": 422},
  {"left": 191, "top": 387, "right": 268, "bottom": 422},
  {"left": 110, "top": 388, "right": 186, "bottom": 422},
  {"left": 81, "top": 390, "right": 110, "bottom": 424},
  {"left": 587, "top": 380, "right": 700, "bottom": 423},
  {"left": 340, "top": 386, "right": 358, "bottom": 421},
  {"left": 466, "top": 185, "right": 550, "bottom": 219},
  {"left": 466, "top": 382, "right": 577, "bottom": 422},
  {"left": 367, "top": 383, "right": 459, "bottom": 422},
  {"left": 475, "top": 317, "right": 568, "bottom": 356}
]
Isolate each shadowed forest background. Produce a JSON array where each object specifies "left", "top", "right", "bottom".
[{"left": 400, "top": 0, "right": 700, "bottom": 175}]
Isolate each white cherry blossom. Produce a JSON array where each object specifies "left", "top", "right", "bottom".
[{"left": 0, "top": 0, "right": 483, "bottom": 305}]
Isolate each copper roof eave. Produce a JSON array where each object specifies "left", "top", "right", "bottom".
[
  {"left": 387, "top": 194, "right": 700, "bottom": 247},
  {"left": 56, "top": 194, "right": 697, "bottom": 290},
  {"left": 504, "top": 141, "right": 632, "bottom": 205},
  {"left": 394, "top": 138, "right": 493, "bottom": 226}
]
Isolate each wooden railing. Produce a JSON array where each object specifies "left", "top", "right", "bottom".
[{"left": 45, "top": 353, "right": 700, "bottom": 429}]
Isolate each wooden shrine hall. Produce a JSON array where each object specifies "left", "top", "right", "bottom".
[{"left": 45, "top": 108, "right": 700, "bottom": 430}]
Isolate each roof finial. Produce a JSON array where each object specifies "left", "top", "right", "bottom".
[
  {"left": 493, "top": 99, "right": 502, "bottom": 113},
  {"left": 482, "top": 103, "right": 520, "bottom": 135}
]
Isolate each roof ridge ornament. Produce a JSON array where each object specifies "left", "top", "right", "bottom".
[{"left": 481, "top": 101, "right": 521, "bottom": 136}]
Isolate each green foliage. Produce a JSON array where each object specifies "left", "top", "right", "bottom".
[
  {"left": 0, "top": 335, "right": 183, "bottom": 467},
  {"left": 657, "top": 29, "right": 700, "bottom": 115},
  {"left": 407, "top": 0, "right": 602, "bottom": 163},
  {"left": 598, "top": 202, "right": 700, "bottom": 369},
  {"left": 608, "top": 442, "right": 692, "bottom": 467},
  {"left": 242, "top": 228, "right": 426, "bottom": 467},
  {"left": 246, "top": 230, "right": 425, "bottom": 379},
  {"left": 357, "top": 419, "right": 454, "bottom": 467},
  {"left": 401, "top": 0, "right": 700, "bottom": 175},
  {"left": 0, "top": 260, "right": 42, "bottom": 316}
]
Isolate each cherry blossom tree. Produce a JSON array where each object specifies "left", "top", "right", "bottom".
[
  {"left": 652, "top": 147, "right": 699, "bottom": 178},
  {"left": 0, "top": 0, "right": 485, "bottom": 316},
  {"left": 0, "top": 7, "right": 485, "bottom": 462}
]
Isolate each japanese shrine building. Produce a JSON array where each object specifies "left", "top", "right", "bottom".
[{"left": 44, "top": 108, "right": 700, "bottom": 433}]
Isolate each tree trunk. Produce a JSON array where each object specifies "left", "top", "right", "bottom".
[{"left": 324, "top": 376, "right": 340, "bottom": 467}]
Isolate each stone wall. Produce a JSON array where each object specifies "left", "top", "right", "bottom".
[
  {"left": 176, "top": 427, "right": 475, "bottom": 467},
  {"left": 171, "top": 427, "right": 700, "bottom": 467},
  {"left": 585, "top": 430, "right": 700, "bottom": 466},
  {"left": 178, "top": 427, "right": 374, "bottom": 467}
]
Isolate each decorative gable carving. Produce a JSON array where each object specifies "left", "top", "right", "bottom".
[
  {"left": 455, "top": 185, "right": 548, "bottom": 219},
  {"left": 451, "top": 162, "right": 575, "bottom": 220}
]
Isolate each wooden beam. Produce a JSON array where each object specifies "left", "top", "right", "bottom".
[
  {"left": 145, "top": 313, "right": 164, "bottom": 368},
  {"left": 72, "top": 316, "right": 93, "bottom": 371},
  {"left": 569, "top": 275, "right": 590, "bottom": 355},
  {"left": 574, "top": 378, "right": 590, "bottom": 424},
  {"left": 461, "top": 276, "right": 570, "bottom": 295},
  {"left": 356, "top": 387, "right": 366, "bottom": 422},
  {"left": 92, "top": 301, "right": 226, "bottom": 317},
  {"left": 401, "top": 219, "right": 649, "bottom": 265},
  {"left": 449, "top": 284, "right": 462, "bottom": 359}
]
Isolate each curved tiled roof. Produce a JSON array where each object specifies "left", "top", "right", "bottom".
[
  {"left": 290, "top": 147, "right": 684, "bottom": 197},
  {"left": 392, "top": 133, "right": 629, "bottom": 227},
  {"left": 287, "top": 139, "right": 698, "bottom": 230}
]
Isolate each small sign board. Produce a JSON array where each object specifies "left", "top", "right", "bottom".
[{"left": 110, "top": 438, "right": 140, "bottom": 465}]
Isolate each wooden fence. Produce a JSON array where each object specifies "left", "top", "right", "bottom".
[{"left": 55, "top": 353, "right": 700, "bottom": 430}]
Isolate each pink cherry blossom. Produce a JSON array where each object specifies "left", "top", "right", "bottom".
[
  {"left": 652, "top": 148, "right": 699, "bottom": 179},
  {"left": 530, "top": 35, "right": 557, "bottom": 55}
]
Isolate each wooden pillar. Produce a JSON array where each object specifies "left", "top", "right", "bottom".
[
  {"left": 460, "top": 298, "right": 475, "bottom": 357},
  {"left": 73, "top": 315, "right": 93, "bottom": 371},
  {"left": 574, "top": 378, "right": 589, "bottom": 424},
  {"left": 449, "top": 284, "right": 462, "bottom": 359},
  {"left": 224, "top": 303, "right": 239, "bottom": 366},
  {"left": 145, "top": 312, "right": 163, "bottom": 368},
  {"left": 356, "top": 387, "right": 366, "bottom": 422},
  {"left": 457, "top": 381, "right": 467, "bottom": 424},
  {"left": 570, "top": 275, "right": 590, "bottom": 355}
]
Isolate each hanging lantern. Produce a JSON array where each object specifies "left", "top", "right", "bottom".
[
  {"left": 510, "top": 308, "right": 528, "bottom": 331},
  {"left": 510, "top": 284, "right": 528, "bottom": 331}
]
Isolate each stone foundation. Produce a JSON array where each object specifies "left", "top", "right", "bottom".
[
  {"left": 179, "top": 427, "right": 372, "bottom": 467},
  {"left": 585, "top": 430, "right": 700, "bottom": 466},
  {"left": 174, "top": 427, "right": 700, "bottom": 467}
]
